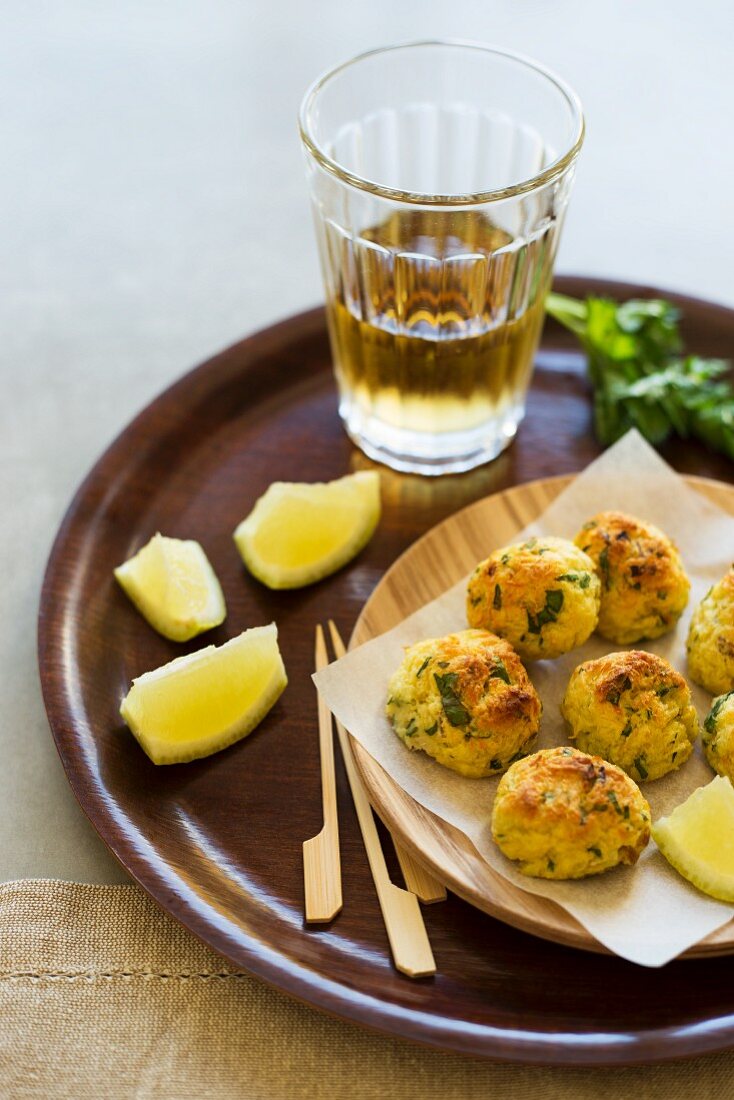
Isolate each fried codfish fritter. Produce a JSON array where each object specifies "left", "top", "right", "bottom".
[
  {"left": 491, "top": 746, "right": 650, "bottom": 879},
  {"left": 687, "top": 567, "right": 734, "bottom": 695},
  {"left": 573, "top": 511, "right": 689, "bottom": 644},
  {"left": 561, "top": 650, "right": 698, "bottom": 783},
  {"left": 386, "top": 629, "right": 541, "bottom": 778},
  {"left": 466, "top": 536, "right": 601, "bottom": 661},
  {"left": 702, "top": 691, "right": 734, "bottom": 782}
]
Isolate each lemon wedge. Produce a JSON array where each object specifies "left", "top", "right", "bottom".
[
  {"left": 233, "top": 471, "right": 380, "bottom": 589},
  {"left": 120, "top": 624, "right": 287, "bottom": 764},
  {"left": 652, "top": 776, "right": 734, "bottom": 902},
  {"left": 115, "top": 534, "right": 226, "bottom": 641}
]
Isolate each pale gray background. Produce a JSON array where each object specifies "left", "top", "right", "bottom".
[{"left": 4, "top": 0, "right": 733, "bottom": 883}]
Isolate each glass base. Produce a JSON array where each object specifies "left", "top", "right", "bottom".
[{"left": 340, "top": 398, "right": 523, "bottom": 476}]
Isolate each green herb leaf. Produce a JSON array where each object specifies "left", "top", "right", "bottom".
[
  {"left": 527, "top": 589, "right": 564, "bottom": 634},
  {"left": 434, "top": 672, "right": 471, "bottom": 728},
  {"left": 705, "top": 692, "right": 734, "bottom": 734},
  {"left": 546, "top": 291, "right": 734, "bottom": 462},
  {"left": 633, "top": 755, "right": 649, "bottom": 781},
  {"left": 489, "top": 659, "right": 511, "bottom": 685},
  {"left": 607, "top": 675, "right": 631, "bottom": 706},
  {"left": 598, "top": 545, "right": 611, "bottom": 588},
  {"left": 493, "top": 584, "right": 502, "bottom": 610},
  {"left": 546, "top": 589, "right": 564, "bottom": 613},
  {"left": 607, "top": 790, "right": 623, "bottom": 816},
  {"left": 415, "top": 656, "right": 431, "bottom": 678},
  {"left": 527, "top": 608, "right": 551, "bottom": 634},
  {"left": 557, "top": 572, "right": 591, "bottom": 588}
]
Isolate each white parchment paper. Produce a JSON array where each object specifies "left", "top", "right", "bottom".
[{"left": 314, "top": 431, "right": 734, "bottom": 966}]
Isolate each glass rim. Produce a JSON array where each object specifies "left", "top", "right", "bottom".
[{"left": 298, "top": 39, "right": 585, "bottom": 207}]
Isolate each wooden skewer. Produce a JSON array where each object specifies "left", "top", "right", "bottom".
[
  {"left": 327, "top": 620, "right": 436, "bottom": 977},
  {"left": 392, "top": 841, "right": 447, "bottom": 905},
  {"left": 302, "top": 625, "right": 342, "bottom": 923},
  {"left": 324, "top": 623, "right": 446, "bottom": 904}
]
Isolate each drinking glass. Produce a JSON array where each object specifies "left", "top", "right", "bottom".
[{"left": 299, "top": 41, "right": 584, "bottom": 475}]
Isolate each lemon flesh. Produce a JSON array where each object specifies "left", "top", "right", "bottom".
[
  {"left": 120, "top": 624, "right": 287, "bottom": 764},
  {"left": 115, "top": 534, "right": 226, "bottom": 642},
  {"left": 652, "top": 776, "right": 734, "bottom": 902},
  {"left": 233, "top": 471, "right": 380, "bottom": 589}
]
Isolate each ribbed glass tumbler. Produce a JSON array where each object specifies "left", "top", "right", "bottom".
[{"left": 300, "top": 41, "right": 584, "bottom": 475}]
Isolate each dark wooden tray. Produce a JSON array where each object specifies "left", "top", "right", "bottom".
[{"left": 38, "top": 277, "right": 734, "bottom": 1065}]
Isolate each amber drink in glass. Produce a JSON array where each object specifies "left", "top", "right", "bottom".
[{"left": 300, "top": 41, "right": 584, "bottom": 474}]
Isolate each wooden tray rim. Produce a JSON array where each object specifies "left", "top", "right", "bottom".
[{"left": 35, "top": 285, "right": 734, "bottom": 1066}]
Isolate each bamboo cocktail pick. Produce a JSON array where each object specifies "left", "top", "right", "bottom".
[
  {"left": 393, "top": 841, "right": 447, "bottom": 905},
  {"left": 303, "top": 625, "right": 343, "bottom": 923},
  {"left": 325, "top": 622, "right": 444, "bottom": 906},
  {"left": 326, "top": 620, "right": 436, "bottom": 977}
]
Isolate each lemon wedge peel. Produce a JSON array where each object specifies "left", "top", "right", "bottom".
[
  {"left": 114, "top": 533, "right": 226, "bottom": 642},
  {"left": 652, "top": 775, "right": 734, "bottom": 903},
  {"left": 120, "top": 623, "right": 287, "bottom": 765},
  {"left": 233, "top": 471, "right": 381, "bottom": 590}
]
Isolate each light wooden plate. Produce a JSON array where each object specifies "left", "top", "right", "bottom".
[{"left": 351, "top": 473, "right": 734, "bottom": 958}]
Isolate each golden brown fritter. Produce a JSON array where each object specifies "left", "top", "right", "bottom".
[
  {"left": 702, "top": 691, "right": 734, "bottom": 781},
  {"left": 386, "top": 629, "right": 541, "bottom": 778},
  {"left": 561, "top": 650, "right": 699, "bottom": 783},
  {"left": 491, "top": 746, "right": 650, "bottom": 879},
  {"left": 573, "top": 511, "right": 689, "bottom": 644},
  {"left": 466, "top": 536, "right": 601, "bottom": 661},
  {"left": 687, "top": 568, "right": 734, "bottom": 695}
]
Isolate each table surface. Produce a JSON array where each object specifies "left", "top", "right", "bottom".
[{"left": 5, "top": 0, "right": 734, "bottom": 885}]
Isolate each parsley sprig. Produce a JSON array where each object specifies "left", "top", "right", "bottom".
[{"left": 546, "top": 292, "right": 734, "bottom": 460}]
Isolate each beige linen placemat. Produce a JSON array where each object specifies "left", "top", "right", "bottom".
[{"left": 2, "top": 880, "right": 734, "bottom": 1099}]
